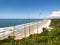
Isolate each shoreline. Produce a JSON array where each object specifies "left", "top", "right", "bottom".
[{"left": 0, "top": 20, "right": 51, "bottom": 40}]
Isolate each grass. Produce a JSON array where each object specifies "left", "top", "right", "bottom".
[{"left": 0, "top": 19, "right": 60, "bottom": 45}]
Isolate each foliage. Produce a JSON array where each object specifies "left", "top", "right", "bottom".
[{"left": 0, "top": 19, "right": 60, "bottom": 45}]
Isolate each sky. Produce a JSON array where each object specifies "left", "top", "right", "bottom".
[{"left": 0, "top": 0, "right": 60, "bottom": 19}]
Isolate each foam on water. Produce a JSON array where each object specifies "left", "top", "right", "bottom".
[
  {"left": 0, "top": 20, "right": 51, "bottom": 40},
  {"left": 0, "top": 19, "right": 51, "bottom": 40},
  {"left": 0, "top": 20, "right": 43, "bottom": 36}
]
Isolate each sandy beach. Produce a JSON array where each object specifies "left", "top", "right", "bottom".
[
  {"left": 0, "top": 20, "right": 51, "bottom": 40},
  {"left": 14, "top": 20, "right": 51, "bottom": 40}
]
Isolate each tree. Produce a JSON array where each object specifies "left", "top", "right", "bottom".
[{"left": 41, "top": 28, "right": 49, "bottom": 36}]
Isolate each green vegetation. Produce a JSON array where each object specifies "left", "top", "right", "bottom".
[
  {"left": 50, "top": 19, "right": 60, "bottom": 30},
  {"left": 0, "top": 19, "right": 60, "bottom": 45}
]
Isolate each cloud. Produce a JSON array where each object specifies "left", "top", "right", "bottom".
[
  {"left": 47, "top": 11, "right": 60, "bottom": 19},
  {"left": 50, "top": 11, "right": 60, "bottom": 16}
]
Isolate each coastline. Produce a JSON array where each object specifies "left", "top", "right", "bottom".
[{"left": 0, "top": 20, "right": 51, "bottom": 40}]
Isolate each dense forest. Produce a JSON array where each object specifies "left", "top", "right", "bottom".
[{"left": 0, "top": 19, "right": 60, "bottom": 45}]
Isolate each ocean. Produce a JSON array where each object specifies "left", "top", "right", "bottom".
[
  {"left": 0, "top": 19, "right": 43, "bottom": 28},
  {"left": 0, "top": 19, "right": 51, "bottom": 40}
]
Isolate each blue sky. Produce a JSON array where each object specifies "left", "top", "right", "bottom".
[{"left": 0, "top": 0, "right": 60, "bottom": 19}]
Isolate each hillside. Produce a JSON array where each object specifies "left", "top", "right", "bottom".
[{"left": 0, "top": 19, "right": 60, "bottom": 45}]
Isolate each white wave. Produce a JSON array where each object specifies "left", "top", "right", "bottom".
[{"left": 0, "top": 20, "right": 51, "bottom": 40}]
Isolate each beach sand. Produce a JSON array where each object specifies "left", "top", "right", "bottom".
[
  {"left": 14, "top": 20, "right": 51, "bottom": 40},
  {"left": 0, "top": 20, "right": 51, "bottom": 40}
]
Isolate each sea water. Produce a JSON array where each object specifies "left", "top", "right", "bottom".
[
  {"left": 0, "top": 19, "right": 43, "bottom": 28},
  {"left": 0, "top": 19, "right": 43, "bottom": 37}
]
